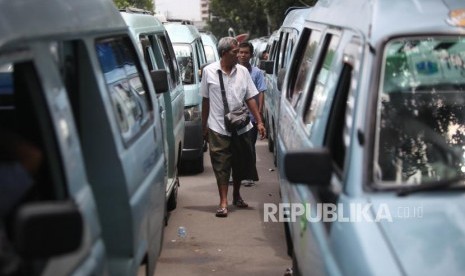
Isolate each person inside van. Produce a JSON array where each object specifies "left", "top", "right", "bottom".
[
  {"left": 0, "top": 128, "right": 43, "bottom": 276},
  {"left": 237, "top": 42, "right": 267, "bottom": 187},
  {"left": 201, "top": 37, "right": 266, "bottom": 217}
]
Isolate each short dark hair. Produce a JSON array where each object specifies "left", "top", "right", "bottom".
[{"left": 239, "top": 42, "right": 254, "bottom": 55}]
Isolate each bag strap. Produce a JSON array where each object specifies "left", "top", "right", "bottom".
[{"left": 217, "top": 70, "right": 230, "bottom": 114}]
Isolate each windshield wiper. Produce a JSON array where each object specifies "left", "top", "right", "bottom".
[{"left": 397, "top": 175, "right": 465, "bottom": 196}]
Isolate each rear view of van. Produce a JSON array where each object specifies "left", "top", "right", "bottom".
[
  {"left": 165, "top": 23, "right": 208, "bottom": 173},
  {"left": 0, "top": 1, "right": 167, "bottom": 275},
  {"left": 121, "top": 9, "right": 185, "bottom": 214}
]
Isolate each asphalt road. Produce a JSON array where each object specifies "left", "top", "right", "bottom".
[{"left": 154, "top": 138, "right": 292, "bottom": 276}]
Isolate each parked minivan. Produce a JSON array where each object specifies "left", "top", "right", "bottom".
[
  {"left": 121, "top": 9, "right": 185, "bottom": 213},
  {"left": 164, "top": 23, "right": 207, "bottom": 173},
  {"left": 0, "top": 1, "right": 167, "bottom": 275},
  {"left": 277, "top": 0, "right": 465, "bottom": 275},
  {"left": 201, "top": 32, "right": 219, "bottom": 64},
  {"left": 262, "top": 7, "right": 311, "bottom": 165}
]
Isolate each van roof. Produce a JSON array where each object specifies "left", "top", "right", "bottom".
[
  {"left": 0, "top": 0, "right": 126, "bottom": 49},
  {"left": 200, "top": 32, "right": 218, "bottom": 47},
  {"left": 281, "top": 7, "right": 312, "bottom": 30},
  {"left": 164, "top": 23, "right": 200, "bottom": 44},
  {"left": 121, "top": 12, "right": 165, "bottom": 33},
  {"left": 309, "top": 0, "right": 465, "bottom": 45}
]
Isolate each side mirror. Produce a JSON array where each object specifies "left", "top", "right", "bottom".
[
  {"left": 260, "top": 60, "right": 274, "bottom": 75},
  {"left": 150, "top": 69, "right": 169, "bottom": 94},
  {"left": 13, "top": 201, "right": 83, "bottom": 258},
  {"left": 284, "top": 148, "right": 332, "bottom": 186},
  {"left": 277, "top": 68, "right": 286, "bottom": 91}
]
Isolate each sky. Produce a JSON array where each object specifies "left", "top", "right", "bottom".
[{"left": 154, "top": 0, "right": 202, "bottom": 21}]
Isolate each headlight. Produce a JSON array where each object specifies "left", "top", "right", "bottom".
[{"left": 184, "top": 105, "right": 201, "bottom": 121}]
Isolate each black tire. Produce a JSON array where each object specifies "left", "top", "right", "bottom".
[
  {"left": 267, "top": 135, "right": 274, "bottom": 152},
  {"left": 191, "top": 153, "right": 204, "bottom": 174},
  {"left": 167, "top": 179, "right": 179, "bottom": 211},
  {"left": 292, "top": 250, "right": 301, "bottom": 276},
  {"left": 273, "top": 128, "right": 277, "bottom": 167}
]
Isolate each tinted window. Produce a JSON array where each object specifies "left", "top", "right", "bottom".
[
  {"left": 157, "top": 34, "right": 180, "bottom": 85},
  {"left": 304, "top": 34, "right": 340, "bottom": 125},
  {"left": 287, "top": 29, "right": 321, "bottom": 107},
  {"left": 95, "top": 36, "right": 153, "bottom": 144}
]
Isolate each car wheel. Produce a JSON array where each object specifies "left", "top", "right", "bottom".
[{"left": 167, "top": 178, "right": 179, "bottom": 211}]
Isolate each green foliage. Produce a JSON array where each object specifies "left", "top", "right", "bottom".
[
  {"left": 113, "top": 0, "right": 153, "bottom": 11},
  {"left": 207, "top": 0, "right": 317, "bottom": 39}
]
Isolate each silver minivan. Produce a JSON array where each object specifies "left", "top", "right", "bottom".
[
  {"left": 0, "top": 1, "right": 167, "bottom": 275},
  {"left": 277, "top": 0, "right": 465, "bottom": 275},
  {"left": 262, "top": 7, "right": 311, "bottom": 165},
  {"left": 165, "top": 23, "right": 208, "bottom": 173},
  {"left": 121, "top": 10, "right": 185, "bottom": 213}
]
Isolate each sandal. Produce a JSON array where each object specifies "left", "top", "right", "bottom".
[
  {"left": 216, "top": 207, "right": 228, "bottom": 217},
  {"left": 233, "top": 198, "right": 248, "bottom": 208}
]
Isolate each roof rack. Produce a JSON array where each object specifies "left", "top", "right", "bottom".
[
  {"left": 165, "top": 19, "right": 194, "bottom": 25},
  {"left": 120, "top": 7, "right": 153, "bottom": 15}
]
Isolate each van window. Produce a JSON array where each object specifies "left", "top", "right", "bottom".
[
  {"left": 204, "top": 44, "right": 217, "bottom": 63},
  {"left": 1, "top": 61, "right": 66, "bottom": 202},
  {"left": 141, "top": 35, "right": 164, "bottom": 71},
  {"left": 95, "top": 36, "right": 153, "bottom": 145},
  {"left": 304, "top": 33, "right": 340, "bottom": 126},
  {"left": 157, "top": 34, "right": 180, "bottom": 86},
  {"left": 375, "top": 37, "right": 465, "bottom": 186},
  {"left": 173, "top": 44, "right": 194, "bottom": 84},
  {"left": 277, "top": 32, "right": 289, "bottom": 73},
  {"left": 287, "top": 29, "right": 322, "bottom": 107}
]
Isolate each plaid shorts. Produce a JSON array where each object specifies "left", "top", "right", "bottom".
[{"left": 208, "top": 129, "right": 258, "bottom": 185}]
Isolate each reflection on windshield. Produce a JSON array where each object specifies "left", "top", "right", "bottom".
[
  {"left": 375, "top": 37, "right": 465, "bottom": 186},
  {"left": 173, "top": 44, "right": 194, "bottom": 84}
]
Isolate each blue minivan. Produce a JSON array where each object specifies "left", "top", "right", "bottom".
[
  {"left": 277, "top": 0, "right": 465, "bottom": 275},
  {"left": 164, "top": 23, "right": 207, "bottom": 173},
  {"left": 262, "top": 7, "right": 311, "bottom": 165},
  {"left": 0, "top": 1, "right": 168, "bottom": 275},
  {"left": 121, "top": 9, "right": 185, "bottom": 213}
]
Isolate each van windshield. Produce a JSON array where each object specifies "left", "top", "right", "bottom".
[
  {"left": 375, "top": 36, "right": 465, "bottom": 187},
  {"left": 173, "top": 44, "right": 194, "bottom": 84}
]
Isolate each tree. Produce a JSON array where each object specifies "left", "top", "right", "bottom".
[
  {"left": 113, "top": 0, "right": 153, "bottom": 11},
  {"left": 207, "top": 0, "right": 317, "bottom": 39}
]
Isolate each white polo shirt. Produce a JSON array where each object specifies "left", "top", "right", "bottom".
[{"left": 201, "top": 61, "right": 258, "bottom": 136}]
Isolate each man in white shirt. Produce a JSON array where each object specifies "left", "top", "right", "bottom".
[{"left": 201, "top": 37, "right": 266, "bottom": 217}]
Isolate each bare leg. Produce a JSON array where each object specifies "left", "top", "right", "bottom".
[
  {"left": 232, "top": 179, "right": 241, "bottom": 201},
  {"left": 218, "top": 182, "right": 228, "bottom": 208},
  {"left": 232, "top": 178, "right": 248, "bottom": 207}
]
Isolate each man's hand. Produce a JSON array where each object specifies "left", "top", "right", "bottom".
[
  {"left": 202, "top": 127, "right": 209, "bottom": 143},
  {"left": 257, "top": 122, "right": 266, "bottom": 140}
]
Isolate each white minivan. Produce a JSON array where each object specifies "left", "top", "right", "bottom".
[{"left": 0, "top": 1, "right": 168, "bottom": 275}]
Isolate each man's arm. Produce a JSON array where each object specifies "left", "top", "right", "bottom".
[
  {"left": 258, "top": 91, "right": 264, "bottom": 114},
  {"left": 246, "top": 97, "right": 266, "bottom": 139},
  {"left": 201, "top": 97, "right": 210, "bottom": 141}
]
